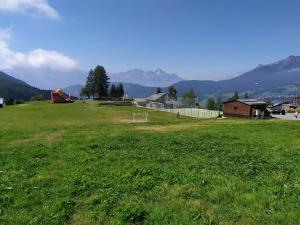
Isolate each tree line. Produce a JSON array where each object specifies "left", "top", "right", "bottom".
[{"left": 80, "top": 65, "right": 124, "bottom": 99}]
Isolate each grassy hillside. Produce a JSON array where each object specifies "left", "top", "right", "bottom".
[{"left": 0, "top": 102, "right": 299, "bottom": 225}]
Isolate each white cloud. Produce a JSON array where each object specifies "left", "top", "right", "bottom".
[
  {"left": 27, "top": 49, "right": 78, "bottom": 71},
  {"left": 0, "top": 28, "right": 79, "bottom": 71},
  {"left": 0, "top": 0, "right": 60, "bottom": 19}
]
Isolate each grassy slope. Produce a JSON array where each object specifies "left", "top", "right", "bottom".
[{"left": 0, "top": 102, "right": 299, "bottom": 225}]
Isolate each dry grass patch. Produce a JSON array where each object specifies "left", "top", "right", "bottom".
[
  {"left": 119, "top": 118, "right": 148, "bottom": 124},
  {"left": 8, "top": 130, "right": 66, "bottom": 146},
  {"left": 136, "top": 123, "right": 206, "bottom": 132}
]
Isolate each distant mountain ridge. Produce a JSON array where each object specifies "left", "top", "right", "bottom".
[
  {"left": 0, "top": 71, "right": 50, "bottom": 100},
  {"left": 4, "top": 55, "right": 300, "bottom": 100},
  {"left": 165, "top": 55, "right": 300, "bottom": 100},
  {"left": 109, "top": 69, "right": 184, "bottom": 87},
  {"left": 65, "top": 55, "right": 300, "bottom": 99}
]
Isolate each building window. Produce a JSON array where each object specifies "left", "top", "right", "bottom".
[{"left": 234, "top": 106, "right": 238, "bottom": 110}]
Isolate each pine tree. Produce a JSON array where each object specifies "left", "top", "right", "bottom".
[
  {"left": 86, "top": 69, "right": 95, "bottom": 98},
  {"left": 118, "top": 83, "right": 124, "bottom": 98},
  {"left": 229, "top": 91, "right": 239, "bottom": 101},
  {"left": 110, "top": 84, "right": 116, "bottom": 98},
  {"left": 93, "top": 65, "right": 110, "bottom": 99},
  {"left": 244, "top": 92, "right": 249, "bottom": 99}
]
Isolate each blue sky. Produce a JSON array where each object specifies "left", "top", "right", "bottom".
[{"left": 1, "top": 0, "right": 300, "bottom": 80}]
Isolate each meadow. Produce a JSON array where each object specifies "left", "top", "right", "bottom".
[{"left": 0, "top": 102, "right": 299, "bottom": 225}]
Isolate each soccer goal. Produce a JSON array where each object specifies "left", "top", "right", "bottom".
[{"left": 132, "top": 113, "right": 148, "bottom": 122}]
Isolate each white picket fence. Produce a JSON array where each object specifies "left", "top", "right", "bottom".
[{"left": 149, "top": 106, "right": 220, "bottom": 119}]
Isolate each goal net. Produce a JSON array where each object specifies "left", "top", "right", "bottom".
[{"left": 132, "top": 113, "right": 148, "bottom": 122}]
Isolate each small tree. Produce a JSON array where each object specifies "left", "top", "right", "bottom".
[
  {"left": 244, "top": 92, "right": 249, "bottom": 99},
  {"left": 155, "top": 87, "right": 162, "bottom": 94},
  {"left": 229, "top": 91, "right": 239, "bottom": 101},
  {"left": 215, "top": 97, "right": 223, "bottom": 111},
  {"left": 31, "top": 94, "right": 43, "bottom": 101},
  {"left": 181, "top": 88, "right": 197, "bottom": 107},
  {"left": 80, "top": 86, "right": 91, "bottom": 99},
  {"left": 168, "top": 85, "right": 177, "bottom": 100},
  {"left": 206, "top": 97, "right": 216, "bottom": 110}
]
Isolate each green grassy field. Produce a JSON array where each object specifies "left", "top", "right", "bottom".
[{"left": 0, "top": 102, "right": 299, "bottom": 225}]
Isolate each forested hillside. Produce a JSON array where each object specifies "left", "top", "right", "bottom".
[{"left": 0, "top": 71, "right": 50, "bottom": 101}]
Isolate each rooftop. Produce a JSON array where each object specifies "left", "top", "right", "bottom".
[
  {"left": 224, "top": 99, "right": 266, "bottom": 105},
  {"left": 146, "top": 93, "right": 166, "bottom": 101},
  {"left": 134, "top": 98, "right": 146, "bottom": 102}
]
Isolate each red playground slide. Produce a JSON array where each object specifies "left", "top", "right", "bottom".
[{"left": 51, "top": 89, "right": 74, "bottom": 103}]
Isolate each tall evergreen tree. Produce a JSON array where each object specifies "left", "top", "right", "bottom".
[
  {"left": 86, "top": 69, "right": 95, "bottom": 98},
  {"left": 244, "top": 92, "right": 249, "bottom": 99},
  {"left": 110, "top": 83, "right": 125, "bottom": 98},
  {"left": 110, "top": 84, "right": 116, "bottom": 98},
  {"left": 168, "top": 85, "right": 177, "bottom": 100},
  {"left": 118, "top": 83, "right": 124, "bottom": 98},
  {"left": 93, "top": 65, "right": 110, "bottom": 99}
]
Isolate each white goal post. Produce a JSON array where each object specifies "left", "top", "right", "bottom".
[{"left": 132, "top": 113, "right": 148, "bottom": 122}]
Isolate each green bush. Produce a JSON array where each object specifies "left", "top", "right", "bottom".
[
  {"left": 31, "top": 94, "right": 44, "bottom": 101},
  {"left": 5, "top": 98, "right": 15, "bottom": 105},
  {"left": 15, "top": 100, "right": 25, "bottom": 104}
]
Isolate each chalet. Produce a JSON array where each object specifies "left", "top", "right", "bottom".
[
  {"left": 133, "top": 98, "right": 147, "bottom": 107},
  {"left": 223, "top": 99, "right": 267, "bottom": 118},
  {"left": 146, "top": 93, "right": 167, "bottom": 109},
  {"left": 133, "top": 93, "right": 167, "bottom": 108},
  {"left": 0, "top": 98, "right": 4, "bottom": 108}
]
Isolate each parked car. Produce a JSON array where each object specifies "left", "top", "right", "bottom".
[{"left": 269, "top": 109, "right": 285, "bottom": 115}]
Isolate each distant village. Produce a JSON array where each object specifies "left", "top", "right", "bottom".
[{"left": 133, "top": 91, "right": 300, "bottom": 119}]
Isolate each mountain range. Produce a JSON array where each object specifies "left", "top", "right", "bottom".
[
  {"left": 109, "top": 69, "right": 183, "bottom": 87},
  {"left": 65, "top": 55, "right": 300, "bottom": 100},
  {"left": 2, "top": 55, "right": 300, "bottom": 101},
  {"left": 3, "top": 68, "right": 183, "bottom": 90}
]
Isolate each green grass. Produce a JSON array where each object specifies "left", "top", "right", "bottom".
[{"left": 0, "top": 102, "right": 299, "bottom": 225}]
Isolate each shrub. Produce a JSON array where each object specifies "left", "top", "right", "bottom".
[
  {"left": 5, "top": 98, "right": 15, "bottom": 105},
  {"left": 15, "top": 100, "right": 25, "bottom": 104},
  {"left": 31, "top": 94, "right": 43, "bottom": 101}
]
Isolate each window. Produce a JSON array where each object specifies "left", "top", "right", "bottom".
[{"left": 234, "top": 106, "right": 238, "bottom": 110}]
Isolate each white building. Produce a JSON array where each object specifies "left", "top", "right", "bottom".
[{"left": 0, "top": 98, "right": 4, "bottom": 108}]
